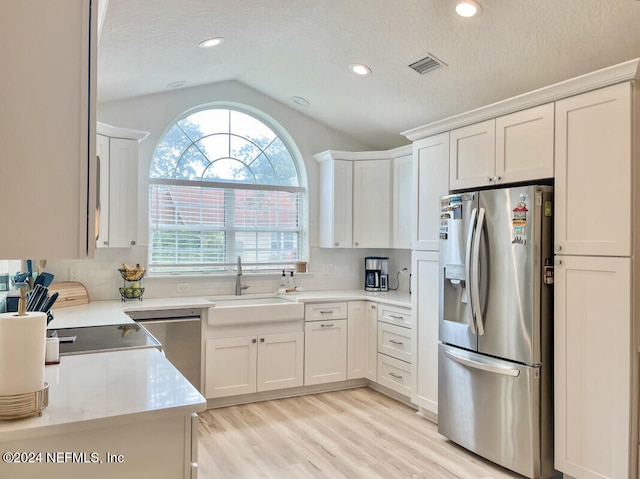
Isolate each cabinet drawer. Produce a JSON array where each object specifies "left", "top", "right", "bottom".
[
  {"left": 377, "top": 304, "right": 412, "bottom": 329},
  {"left": 305, "top": 302, "right": 348, "bottom": 321},
  {"left": 378, "top": 322, "right": 412, "bottom": 363},
  {"left": 377, "top": 353, "right": 412, "bottom": 397}
]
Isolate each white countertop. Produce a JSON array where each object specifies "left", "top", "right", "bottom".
[
  {"left": 0, "top": 348, "right": 206, "bottom": 442},
  {"left": 47, "top": 289, "right": 411, "bottom": 329}
]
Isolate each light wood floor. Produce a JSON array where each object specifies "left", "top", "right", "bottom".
[{"left": 198, "top": 387, "right": 523, "bottom": 479}]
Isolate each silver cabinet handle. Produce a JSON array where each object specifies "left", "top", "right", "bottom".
[
  {"left": 486, "top": 177, "right": 493, "bottom": 182},
  {"left": 493, "top": 175, "right": 501, "bottom": 182},
  {"left": 388, "top": 372, "right": 403, "bottom": 380},
  {"left": 388, "top": 339, "right": 404, "bottom": 345},
  {"left": 388, "top": 314, "right": 405, "bottom": 320},
  {"left": 334, "top": 242, "right": 340, "bottom": 247},
  {"left": 354, "top": 242, "right": 359, "bottom": 247},
  {"left": 319, "top": 310, "right": 333, "bottom": 314},
  {"left": 320, "top": 323, "right": 334, "bottom": 328}
]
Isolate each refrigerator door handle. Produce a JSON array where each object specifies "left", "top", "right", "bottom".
[
  {"left": 465, "top": 207, "right": 478, "bottom": 335},
  {"left": 471, "top": 207, "right": 485, "bottom": 336},
  {"left": 444, "top": 349, "right": 520, "bottom": 377}
]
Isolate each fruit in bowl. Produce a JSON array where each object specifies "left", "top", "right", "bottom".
[{"left": 119, "top": 286, "right": 144, "bottom": 299}]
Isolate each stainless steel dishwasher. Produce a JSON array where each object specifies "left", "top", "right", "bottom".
[{"left": 127, "top": 308, "right": 202, "bottom": 391}]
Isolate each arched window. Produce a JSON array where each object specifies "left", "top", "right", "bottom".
[{"left": 148, "top": 107, "right": 307, "bottom": 274}]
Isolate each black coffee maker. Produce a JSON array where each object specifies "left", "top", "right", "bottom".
[{"left": 364, "top": 256, "right": 388, "bottom": 291}]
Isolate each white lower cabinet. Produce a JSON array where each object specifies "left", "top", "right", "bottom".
[
  {"left": 366, "top": 302, "right": 378, "bottom": 381},
  {"left": 411, "top": 251, "right": 440, "bottom": 418},
  {"left": 205, "top": 331, "right": 303, "bottom": 398},
  {"left": 554, "top": 255, "right": 632, "bottom": 479},
  {"left": 347, "top": 301, "right": 367, "bottom": 380},
  {"left": 304, "top": 319, "right": 347, "bottom": 385},
  {"left": 377, "top": 353, "right": 412, "bottom": 397}
]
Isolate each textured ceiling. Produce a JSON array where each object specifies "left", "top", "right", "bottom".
[{"left": 98, "top": 0, "right": 640, "bottom": 149}]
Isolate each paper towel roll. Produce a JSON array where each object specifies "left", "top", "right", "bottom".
[{"left": 0, "top": 312, "right": 46, "bottom": 396}]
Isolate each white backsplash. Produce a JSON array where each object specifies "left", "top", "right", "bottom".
[{"left": 42, "top": 247, "right": 412, "bottom": 301}]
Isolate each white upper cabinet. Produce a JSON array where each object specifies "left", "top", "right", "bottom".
[
  {"left": 315, "top": 150, "right": 399, "bottom": 249},
  {"left": 449, "top": 104, "right": 554, "bottom": 191},
  {"left": 554, "top": 82, "right": 632, "bottom": 257},
  {"left": 393, "top": 154, "right": 412, "bottom": 249},
  {"left": 495, "top": 103, "right": 554, "bottom": 183},
  {"left": 0, "top": 0, "right": 96, "bottom": 259},
  {"left": 412, "top": 132, "right": 450, "bottom": 251},
  {"left": 449, "top": 119, "right": 496, "bottom": 190},
  {"left": 318, "top": 158, "right": 353, "bottom": 248},
  {"left": 353, "top": 160, "right": 392, "bottom": 248}
]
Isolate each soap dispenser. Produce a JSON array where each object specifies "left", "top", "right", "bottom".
[
  {"left": 280, "top": 270, "right": 287, "bottom": 290},
  {"left": 288, "top": 271, "right": 295, "bottom": 290}
]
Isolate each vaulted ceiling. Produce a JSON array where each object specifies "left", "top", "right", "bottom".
[{"left": 98, "top": 0, "right": 640, "bottom": 149}]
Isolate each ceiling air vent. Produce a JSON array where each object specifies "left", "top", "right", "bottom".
[{"left": 409, "top": 54, "right": 446, "bottom": 74}]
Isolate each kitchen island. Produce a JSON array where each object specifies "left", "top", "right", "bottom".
[{"left": 0, "top": 348, "right": 205, "bottom": 479}]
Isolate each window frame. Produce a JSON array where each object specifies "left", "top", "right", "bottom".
[{"left": 147, "top": 104, "right": 308, "bottom": 275}]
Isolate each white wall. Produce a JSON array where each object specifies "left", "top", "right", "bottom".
[{"left": 45, "top": 80, "right": 412, "bottom": 300}]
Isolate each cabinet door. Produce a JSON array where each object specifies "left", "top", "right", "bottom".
[
  {"left": 256, "top": 332, "right": 303, "bottom": 392},
  {"left": 554, "top": 255, "right": 631, "bottom": 478},
  {"left": 495, "top": 103, "right": 554, "bottom": 184},
  {"left": 413, "top": 133, "right": 449, "bottom": 251},
  {"left": 96, "top": 134, "right": 110, "bottom": 248},
  {"left": 449, "top": 119, "right": 496, "bottom": 190},
  {"left": 205, "top": 337, "right": 257, "bottom": 398},
  {"left": 353, "top": 160, "right": 392, "bottom": 248},
  {"left": 410, "top": 251, "right": 439, "bottom": 418},
  {"left": 0, "top": 0, "right": 96, "bottom": 259},
  {"left": 318, "top": 159, "right": 352, "bottom": 248},
  {"left": 393, "top": 154, "right": 413, "bottom": 249},
  {"left": 108, "top": 138, "right": 138, "bottom": 247},
  {"left": 377, "top": 353, "right": 412, "bottom": 397},
  {"left": 366, "top": 303, "right": 378, "bottom": 382},
  {"left": 554, "top": 82, "right": 631, "bottom": 256},
  {"left": 347, "top": 301, "right": 367, "bottom": 380},
  {"left": 304, "top": 319, "right": 347, "bottom": 385}
]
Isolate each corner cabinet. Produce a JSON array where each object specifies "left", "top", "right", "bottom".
[
  {"left": 314, "top": 146, "right": 410, "bottom": 249},
  {"left": 449, "top": 103, "right": 554, "bottom": 190},
  {"left": 352, "top": 160, "right": 392, "bottom": 248},
  {"left": 96, "top": 124, "right": 149, "bottom": 248},
  {"left": 0, "top": 0, "right": 97, "bottom": 259}
]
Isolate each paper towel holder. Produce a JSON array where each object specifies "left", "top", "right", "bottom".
[{"left": 0, "top": 383, "right": 49, "bottom": 420}]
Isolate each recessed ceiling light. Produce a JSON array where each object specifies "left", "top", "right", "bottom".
[
  {"left": 198, "top": 37, "right": 225, "bottom": 48},
  {"left": 167, "top": 81, "right": 186, "bottom": 88},
  {"left": 456, "top": 0, "right": 482, "bottom": 17},
  {"left": 292, "top": 96, "right": 310, "bottom": 106},
  {"left": 350, "top": 63, "right": 372, "bottom": 76}
]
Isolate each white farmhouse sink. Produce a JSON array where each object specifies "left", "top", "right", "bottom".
[{"left": 207, "top": 295, "right": 304, "bottom": 326}]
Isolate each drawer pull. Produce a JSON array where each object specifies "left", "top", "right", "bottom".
[
  {"left": 388, "top": 314, "right": 405, "bottom": 320},
  {"left": 388, "top": 372, "right": 403, "bottom": 380},
  {"left": 319, "top": 310, "right": 334, "bottom": 314},
  {"left": 388, "top": 339, "right": 404, "bottom": 345},
  {"left": 320, "top": 323, "right": 334, "bottom": 328}
]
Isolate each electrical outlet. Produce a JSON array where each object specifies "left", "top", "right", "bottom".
[
  {"left": 69, "top": 268, "right": 80, "bottom": 281},
  {"left": 177, "top": 283, "right": 190, "bottom": 293}
]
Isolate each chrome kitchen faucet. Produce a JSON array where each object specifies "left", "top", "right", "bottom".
[{"left": 235, "top": 256, "right": 249, "bottom": 296}]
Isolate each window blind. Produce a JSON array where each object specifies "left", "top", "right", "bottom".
[{"left": 148, "top": 181, "right": 306, "bottom": 274}]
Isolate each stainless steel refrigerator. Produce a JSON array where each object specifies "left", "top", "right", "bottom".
[{"left": 437, "top": 185, "right": 556, "bottom": 479}]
